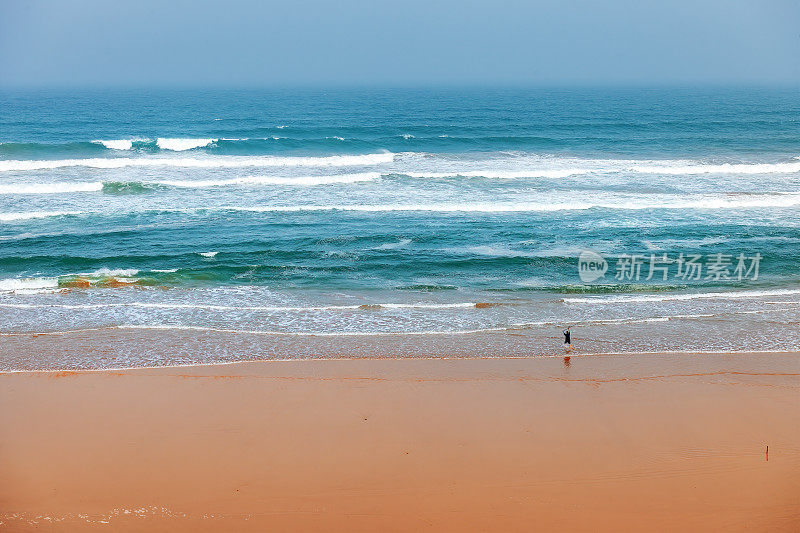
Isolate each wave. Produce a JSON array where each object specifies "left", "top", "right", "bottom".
[
  {"left": 2, "top": 192, "right": 798, "bottom": 223},
  {"left": 0, "top": 277, "right": 59, "bottom": 293},
  {"left": 0, "top": 153, "right": 395, "bottom": 172},
  {"left": 375, "top": 238, "right": 412, "bottom": 250},
  {"left": 155, "top": 138, "right": 217, "bottom": 151},
  {"left": 112, "top": 324, "right": 511, "bottom": 336},
  {"left": 101, "top": 181, "right": 163, "bottom": 194},
  {"left": 6, "top": 309, "right": 759, "bottom": 336},
  {"left": 0, "top": 181, "right": 103, "bottom": 194},
  {"left": 57, "top": 268, "right": 144, "bottom": 290},
  {"left": 0, "top": 210, "right": 83, "bottom": 222},
  {"left": 3, "top": 150, "right": 797, "bottom": 177},
  {"left": 88, "top": 268, "right": 140, "bottom": 277},
  {"left": 0, "top": 324, "right": 515, "bottom": 337},
  {"left": 401, "top": 170, "right": 579, "bottom": 179},
  {"left": 159, "top": 172, "right": 379, "bottom": 188},
  {"left": 221, "top": 194, "right": 800, "bottom": 213},
  {"left": 91, "top": 137, "right": 265, "bottom": 151},
  {"left": 0, "top": 268, "right": 145, "bottom": 293},
  {"left": 630, "top": 161, "right": 800, "bottom": 175},
  {"left": 396, "top": 153, "right": 800, "bottom": 177},
  {"left": 0, "top": 301, "right": 484, "bottom": 311},
  {"left": 564, "top": 287, "right": 800, "bottom": 304},
  {"left": 0, "top": 173, "right": 379, "bottom": 195},
  {"left": 509, "top": 312, "right": 719, "bottom": 329},
  {"left": 91, "top": 139, "right": 136, "bottom": 150},
  {"left": 2, "top": 194, "right": 795, "bottom": 224}
]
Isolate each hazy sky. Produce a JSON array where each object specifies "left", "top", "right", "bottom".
[{"left": 1, "top": 0, "right": 798, "bottom": 87}]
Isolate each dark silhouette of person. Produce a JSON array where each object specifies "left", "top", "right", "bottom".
[{"left": 563, "top": 328, "right": 571, "bottom": 351}]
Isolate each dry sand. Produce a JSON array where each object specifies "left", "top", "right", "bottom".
[{"left": 1, "top": 352, "right": 798, "bottom": 531}]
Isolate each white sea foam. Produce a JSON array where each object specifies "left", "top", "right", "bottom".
[
  {"left": 113, "top": 324, "right": 510, "bottom": 336},
  {"left": 0, "top": 153, "right": 395, "bottom": 171},
  {"left": 461, "top": 244, "right": 535, "bottom": 257},
  {"left": 223, "top": 193, "right": 800, "bottom": 213},
  {"left": 1, "top": 192, "right": 795, "bottom": 224},
  {"left": 629, "top": 161, "right": 800, "bottom": 175},
  {"left": 129, "top": 301, "right": 479, "bottom": 311},
  {"left": 0, "top": 211, "right": 83, "bottom": 222},
  {"left": 564, "top": 288, "right": 800, "bottom": 304},
  {"left": 155, "top": 138, "right": 217, "bottom": 151},
  {"left": 378, "top": 302, "right": 476, "bottom": 309},
  {"left": 0, "top": 173, "right": 379, "bottom": 194},
  {"left": 376, "top": 238, "right": 412, "bottom": 250},
  {"left": 0, "top": 301, "right": 482, "bottom": 311},
  {"left": 0, "top": 324, "right": 512, "bottom": 337},
  {"left": 88, "top": 268, "right": 140, "bottom": 277},
  {"left": 0, "top": 277, "right": 59, "bottom": 293},
  {"left": 92, "top": 139, "right": 135, "bottom": 150},
  {"left": 402, "top": 170, "right": 581, "bottom": 179},
  {"left": 198, "top": 251, "right": 218, "bottom": 258},
  {"left": 0, "top": 269, "right": 141, "bottom": 294},
  {"left": 159, "top": 172, "right": 379, "bottom": 188},
  {"left": 0, "top": 182, "right": 103, "bottom": 194},
  {"left": 396, "top": 153, "right": 800, "bottom": 177}
]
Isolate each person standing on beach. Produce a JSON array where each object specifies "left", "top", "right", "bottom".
[{"left": 563, "top": 328, "right": 571, "bottom": 351}]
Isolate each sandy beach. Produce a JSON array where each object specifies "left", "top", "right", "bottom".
[{"left": 1, "top": 352, "right": 798, "bottom": 531}]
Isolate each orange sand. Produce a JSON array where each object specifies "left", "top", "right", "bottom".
[{"left": 1, "top": 352, "right": 798, "bottom": 531}]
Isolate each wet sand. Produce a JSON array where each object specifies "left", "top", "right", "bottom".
[{"left": 1, "top": 352, "right": 798, "bottom": 531}]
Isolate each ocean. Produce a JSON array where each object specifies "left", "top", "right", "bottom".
[{"left": 1, "top": 87, "right": 799, "bottom": 369}]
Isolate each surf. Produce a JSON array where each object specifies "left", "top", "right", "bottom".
[{"left": 0, "top": 153, "right": 395, "bottom": 172}]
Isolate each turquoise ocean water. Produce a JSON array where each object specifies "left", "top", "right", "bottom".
[{"left": 1, "top": 88, "right": 799, "bottom": 369}]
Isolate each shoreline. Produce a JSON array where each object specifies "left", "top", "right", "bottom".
[
  {"left": 2, "top": 351, "right": 798, "bottom": 531},
  {"left": 3, "top": 319, "right": 799, "bottom": 371},
  {"left": 1, "top": 349, "right": 799, "bottom": 375}
]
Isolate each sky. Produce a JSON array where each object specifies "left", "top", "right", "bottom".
[{"left": 1, "top": 0, "right": 799, "bottom": 87}]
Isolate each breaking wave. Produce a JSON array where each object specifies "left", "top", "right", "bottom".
[
  {"left": 0, "top": 182, "right": 104, "bottom": 194},
  {"left": 155, "top": 138, "right": 217, "bottom": 151},
  {"left": 158, "top": 172, "right": 379, "bottom": 188},
  {"left": 0, "top": 173, "right": 379, "bottom": 195},
  {"left": 92, "top": 139, "right": 136, "bottom": 150},
  {"left": 0, "top": 300, "right": 484, "bottom": 311},
  {"left": 0, "top": 211, "right": 83, "bottom": 222},
  {"left": 218, "top": 194, "right": 800, "bottom": 213},
  {"left": 396, "top": 153, "right": 800, "bottom": 178},
  {"left": 0, "top": 153, "right": 395, "bottom": 172},
  {"left": 564, "top": 288, "right": 800, "bottom": 304}
]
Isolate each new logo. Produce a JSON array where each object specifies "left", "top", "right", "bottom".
[{"left": 578, "top": 250, "right": 608, "bottom": 282}]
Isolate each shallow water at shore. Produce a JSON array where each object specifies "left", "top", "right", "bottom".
[{"left": 1, "top": 88, "right": 799, "bottom": 369}]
